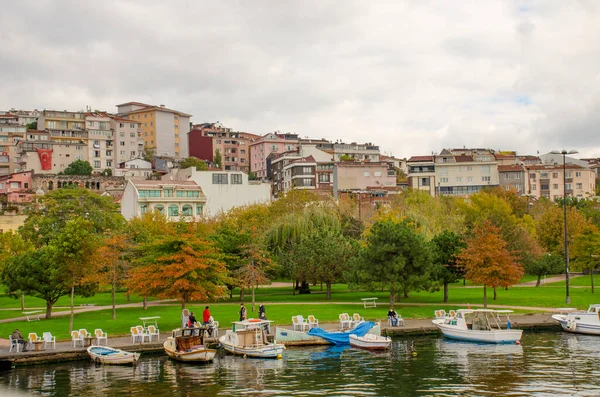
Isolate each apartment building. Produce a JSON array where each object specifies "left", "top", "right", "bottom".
[
  {"left": 498, "top": 164, "right": 526, "bottom": 193},
  {"left": 5, "top": 109, "right": 40, "bottom": 126},
  {"left": 188, "top": 122, "right": 259, "bottom": 172},
  {"left": 110, "top": 116, "right": 144, "bottom": 165},
  {"left": 526, "top": 164, "right": 596, "bottom": 199},
  {"left": 86, "top": 113, "right": 114, "bottom": 173},
  {"left": 249, "top": 132, "right": 299, "bottom": 180},
  {"left": 0, "top": 170, "right": 34, "bottom": 204},
  {"left": 435, "top": 149, "right": 499, "bottom": 196},
  {"left": 333, "top": 162, "right": 397, "bottom": 191},
  {"left": 116, "top": 102, "right": 191, "bottom": 158},
  {"left": 270, "top": 144, "right": 333, "bottom": 196},
  {"left": 0, "top": 113, "right": 26, "bottom": 176},
  {"left": 304, "top": 140, "right": 381, "bottom": 162},
  {"left": 406, "top": 155, "right": 436, "bottom": 196}
]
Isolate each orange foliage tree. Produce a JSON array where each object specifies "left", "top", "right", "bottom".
[
  {"left": 458, "top": 221, "right": 524, "bottom": 308},
  {"left": 127, "top": 224, "right": 228, "bottom": 309}
]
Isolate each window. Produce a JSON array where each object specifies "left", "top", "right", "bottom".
[
  {"left": 318, "top": 173, "right": 330, "bottom": 183},
  {"left": 212, "top": 173, "right": 228, "bottom": 184},
  {"left": 120, "top": 141, "right": 125, "bottom": 146},
  {"left": 120, "top": 123, "right": 124, "bottom": 128},
  {"left": 553, "top": 184, "right": 559, "bottom": 189},
  {"left": 24, "top": 182, "right": 29, "bottom": 189},
  {"left": 482, "top": 176, "right": 491, "bottom": 182},
  {"left": 231, "top": 174, "right": 243, "bottom": 184},
  {"left": 139, "top": 190, "right": 161, "bottom": 197},
  {"left": 196, "top": 204, "right": 203, "bottom": 215},
  {"left": 181, "top": 205, "right": 193, "bottom": 216},
  {"left": 531, "top": 184, "right": 537, "bottom": 190},
  {"left": 106, "top": 160, "right": 112, "bottom": 167},
  {"left": 140, "top": 204, "right": 147, "bottom": 214},
  {"left": 150, "top": 122, "right": 153, "bottom": 126},
  {"left": 440, "top": 177, "right": 448, "bottom": 183},
  {"left": 363, "top": 172, "right": 370, "bottom": 177},
  {"left": 164, "top": 188, "right": 173, "bottom": 197},
  {"left": 374, "top": 171, "right": 382, "bottom": 177},
  {"left": 576, "top": 172, "right": 582, "bottom": 177},
  {"left": 168, "top": 205, "right": 179, "bottom": 216},
  {"left": 456, "top": 177, "right": 462, "bottom": 183},
  {"left": 120, "top": 132, "right": 125, "bottom": 137},
  {"left": 131, "top": 151, "right": 136, "bottom": 157},
  {"left": 154, "top": 205, "right": 164, "bottom": 214},
  {"left": 576, "top": 183, "right": 583, "bottom": 189},
  {"left": 271, "top": 145, "right": 277, "bottom": 152},
  {"left": 565, "top": 172, "right": 572, "bottom": 178},
  {"left": 130, "top": 133, "right": 135, "bottom": 138},
  {"left": 174, "top": 124, "right": 178, "bottom": 129},
  {"left": 144, "top": 123, "right": 147, "bottom": 127},
  {"left": 106, "top": 150, "right": 112, "bottom": 156},
  {"left": 566, "top": 183, "right": 572, "bottom": 190},
  {"left": 467, "top": 166, "right": 472, "bottom": 171},
  {"left": 129, "top": 123, "right": 136, "bottom": 128},
  {"left": 467, "top": 176, "right": 473, "bottom": 182},
  {"left": 94, "top": 150, "right": 100, "bottom": 157},
  {"left": 552, "top": 172, "right": 558, "bottom": 178},
  {"left": 530, "top": 173, "right": 537, "bottom": 179},
  {"left": 144, "top": 114, "right": 147, "bottom": 118},
  {"left": 302, "top": 167, "right": 311, "bottom": 174},
  {"left": 540, "top": 172, "right": 549, "bottom": 178},
  {"left": 94, "top": 161, "right": 101, "bottom": 168}
]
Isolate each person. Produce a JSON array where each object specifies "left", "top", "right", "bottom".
[
  {"left": 388, "top": 308, "right": 399, "bottom": 327},
  {"left": 188, "top": 312, "right": 198, "bottom": 328},
  {"left": 203, "top": 306, "right": 211, "bottom": 326},
  {"left": 12, "top": 328, "right": 28, "bottom": 352},
  {"left": 258, "top": 303, "right": 269, "bottom": 333},
  {"left": 239, "top": 303, "right": 247, "bottom": 321}
]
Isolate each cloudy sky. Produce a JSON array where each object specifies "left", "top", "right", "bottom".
[{"left": 1, "top": 0, "right": 599, "bottom": 158}]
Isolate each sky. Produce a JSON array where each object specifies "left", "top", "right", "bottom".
[{"left": 1, "top": 0, "right": 599, "bottom": 159}]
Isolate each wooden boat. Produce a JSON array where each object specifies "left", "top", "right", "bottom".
[
  {"left": 552, "top": 305, "right": 600, "bottom": 335},
  {"left": 349, "top": 333, "right": 391, "bottom": 350},
  {"left": 87, "top": 346, "right": 140, "bottom": 365},
  {"left": 275, "top": 322, "right": 381, "bottom": 346},
  {"left": 219, "top": 319, "right": 284, "bottom": 359},
  {"left": 163, "top": 327, "right": 216, "bottom": 363},
  {"left": 432, "top": 309, "right": 522, "bottom": 344}
]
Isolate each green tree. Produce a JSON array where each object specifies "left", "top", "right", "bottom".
[
  {"left": 214, "top": 149, "right": 222, "bottom": 168},
  {"left": 26, "top": 121, "right": 37, "bottom": 130},
  {"left": 143, "top": 147, "right": 155, "bottom": 162},
  {"left": 101, "top": 168, "right": 113, "bottom": 176},
  {"left": 339, "top": 154, "right": 353, "bottom": 162},
  {"left": 431, "top": 230, "right": 466, "bottom": 302},
  {"left": 350, "top": 219, "right": 433, "bottom": 307},
  {"left": 59, "top": 160, "right": 93, "bottom": 176},
  {"left": 180, "top": 156, "right": 209, "bottom": 171},
  {"left": 571, "top": 226, "right": 600, "bottom": 293},
  {"left": 0, "top": 231, "right": 34, "bottom": 310},
  {"left": 235, "top": 243, "right": 275, "bottom": 311},
  {"left": 247, "top": 171, "right": 258, "bottom": 180},
  {"left": 524, "top": 253, "right": 564, "bottom": 287}
]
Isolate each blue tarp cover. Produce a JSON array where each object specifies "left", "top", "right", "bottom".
[{"left": 307, "top": 321, "right": 375, "bottom": 345}]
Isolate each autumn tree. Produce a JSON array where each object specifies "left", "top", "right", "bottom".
[
  {"left": 127, "top": 224, "right": 228, "bottom": 309},
  {"left": 458, "top": 221, "right": 524, "bottom": 308},
  {"left": 536, "top": 205, "right": 590, "bottom": 258},
  {"left": 350, "top": 219, "right": 434, "bottom": 307},
  {"left": 431, "top": 230, "right": 466, "bottom": 302},
  {"left": 95, "top": 234, "right": 131, "bottom": 319},
  {"left": 235, "top": 243, "right": 275, "bottom": 312}
]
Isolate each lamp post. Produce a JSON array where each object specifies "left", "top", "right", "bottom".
[{"left": 551, "top": 149, "right": 578, "bottom": 304}]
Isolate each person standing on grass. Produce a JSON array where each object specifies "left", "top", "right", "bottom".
[
  {"left": 203, "top": 306, "right": 211, "bottom": 325},
  {"left": 239, "top": 303, "right": 247, "bottom": 321}
]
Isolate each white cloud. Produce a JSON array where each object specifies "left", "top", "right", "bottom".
[{"left": 1, "top": 0, "right": 599, "bottom": 158}]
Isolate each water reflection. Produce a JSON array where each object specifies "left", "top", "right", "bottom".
[{"left": 3, "top": 333, "right": 600, "bottom": 396}]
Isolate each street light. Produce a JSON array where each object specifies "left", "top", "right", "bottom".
[{"left": 550, "top": 149, "right": 579, "bottom": 304}]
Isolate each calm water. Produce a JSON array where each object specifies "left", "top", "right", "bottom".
[{"left": 1, "top": 332, "right": 600, "bottom": 396}]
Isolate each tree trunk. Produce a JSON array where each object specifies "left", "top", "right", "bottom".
[
  {"left": 381, "top": 282, "right": 385, "bottom": 292},
  {"left": 592, "top": 269, "right": 595, "bottom": 293},
  {"left": 403, "top": 287, "right": 408, "bottom": 299},
  {"left": 240, "top": 288, "right": 245, "bottom": 301},
  {"left": 251, "top": 285, "right": 256, "bottom": 312},
  {"left": 292, "top": 280, "right": 296, "bottom": 296},
  {"left": 181, "top": 299, "right": 186, "bottom": 310},
  {"left": 443, "top": 282, "right": 449, "bottom": 303},
  {"left": 389, "top": 290, "right": 396, "bottom": 308},
  {"left": 326, "top": 282, "right": 332, "bottom": 300},
  {"left": 45, "top": 300, "right": 53, "bottom": 319},
  {"left": 493, "top": 287, "right": 497, "bottom": 300},
  {"left": 126, "top": 291, "right": 130, "bottom": 302},
  {"left": 463, "top": 278, "right": 466, "bottom": 286},
  {"left": 69, "top": 281, "right": 75, "bottom": 333},
  {"left": 143, "top": 297, "right": 148, "bottom": 310},
  {"left": 112, "top": 270, "right": 117, "bottom": 320},
  {"left": 320, "top": 282, "right": 323, "bottom": 291},
  {"left": 536, "top": 275, "right": 541, "bottom": 287},
  {"left": 21, "top": 293, "right": 25, "bottom": 311},
  {"left": 483, "top": 285, "right": 488, "bottom": 308}
]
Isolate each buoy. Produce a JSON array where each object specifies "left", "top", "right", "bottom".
[
  {"left": 412, "top": 351, "right": 417, "bottom": 356},
  {"left": 467, "top": 303, "right": 471, "bottom": 309},
  {"left": 277, "top": 354, "right": 282, "bottom": 359},
  {"left": 516, "top": 340, "right": 521, "bottom": 345}
]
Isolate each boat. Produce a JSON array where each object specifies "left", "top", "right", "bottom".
[
  {"left": 432, "top": 309, "right": 522, "bottom": 344},
  {"left": 349, "top": 333, "right": 391, "bottom": 350},
  {"left": 87, "top": 346, "right": 140, "bottom": 365},
  {"left": 275, "top": 322, "right": 381, "bottom": 346},
  {"left": 163, "top": 327, "right": 216, "bottom": 363},
  {"left": 219, "top": 319, "right": 284, "bottom": 359},
  {"left": 551, "top": 305, "right": 600, "bottom": 335}
]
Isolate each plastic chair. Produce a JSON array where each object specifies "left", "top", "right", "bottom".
[
  {"left": 449, "top": 310, "right": 457, "bottom": 318},
  {"left": 9, "top": 335, "right": 20, "bottom": 352},
  {"left": 78, "top": 329, "right": 89, "bottom": 338},
  {"left": 136, "top": 325, "right": 150, "bottom": 342},
  {"left": 43, "top": 332, "right": 56, "bottom": 349},
  {"left": 339, "top": 313, "right": 352, "bottom": 329},
  {"left": 352, "top": 313, "right": 364, "bottom": 323},
  {"left": 292, "top": 316, "right": 303, "bottom": 331},
  {"left": 307, "top": 315, "right": 319, "bottom": 329},
  {"left": 71, "top": 331, "right": 84, "bottom": 347},
  {"left": 28, "top": 333, "right": 40, "bottom": 344},
  {"left": 131, "top": 327, "right": 142, "bottom": 343},
  {"left": 95, "top": 329, "right": 108, "bottom": 345},
  {"left": 147, "top": 325, "right": 160, "bottom": 342}
]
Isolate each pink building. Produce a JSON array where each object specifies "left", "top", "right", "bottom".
[
  {"left": 0, "top": 170, "right": 34, "bottom": 203},
  {"left": 249, "top": 132, "right": 299, "bottom": 179}
]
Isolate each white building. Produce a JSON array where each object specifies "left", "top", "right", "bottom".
[
  {"left": 164, "top": 168, "right": 271, "bottom": 216},
  {"left": 121, "top": 179, "right": 206, "bottom": 221},
  {"left": 113, "top": 158, "right": 153, "bottom": 179}
]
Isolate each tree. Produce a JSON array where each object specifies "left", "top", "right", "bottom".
[
  {"left": 214, "top": 149, "right": 222, "bottom": 169},
  {"left": 95, "top": 234, "right": 131, "bottom": 319},
  {"left": 101, "top": 168, "right": 113, "bottom": 176},
  {"left": 536, "top": 205, "right": 590, "bottom": 257},
  {"left": 395, "top": 167, "right": 408, "bottom": 184},
  {"left": 143, "top": 147, "right": 155, "bottom": 162},
  {"left": 524, "top": 253, "right": 564, "bottom": 287},
  {"left": 26, "top": 121, "right": 37, "bottom": 130},
  {"left": 180, "top": 156, "right": 209, "bottom": 171},
  {"left": 339, "top": 154, "right": 354, "bottom": 162},
  {"left": 128, "top": 225, "right": 228, "bottom": 309},
  {"left": 248, "top": 171, "right": 258, "bottom": 180},
  {"left": 235, "top": 243, "right": 275, "bottom": 311},
  {"left": 431, "top": 231, "right": 466, "bottom": 302},
  {"left": 350, "top": 219, "right": 433, "bottom": 307},
  {"left": 59, "top": 160, "right": 93, "bottom": 176},
  {"left": 458, "top": 221, "right": 524, "bottom": 308},
  {"left": 571, "top": 226, "right": 600, "bottom": 293},
  {"left": 0, "top": 231, "right": 33, "bottom": 310}
]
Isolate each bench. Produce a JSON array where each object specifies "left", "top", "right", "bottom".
[
  {"left": 22, "top": 311, "right": 42, "bottom": 322},
  {"left": 361, "top": 298, "right": 378, "bottom": 308}
]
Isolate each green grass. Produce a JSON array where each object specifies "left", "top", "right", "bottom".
[{"left": 0, "top": 291, "right": 150, "bottom": 310}]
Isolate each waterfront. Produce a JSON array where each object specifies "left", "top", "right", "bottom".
[{"left": 1, "top": 331, "right": 600, "bottom": 396}]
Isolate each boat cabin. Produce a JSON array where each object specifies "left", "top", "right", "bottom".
[
  {"left": 443, "top": 309, "right": 512, "bottom": 331},
  {"left": 171, "top": 327, "right": 208, "bottom": 352}
]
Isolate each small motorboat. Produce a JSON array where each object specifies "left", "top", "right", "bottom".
[
  {"left": 164, "top": 327, "right": 216, "bottom": 363},
  {"left": 87, "top": 346, "right": 140, "bottom": 365},
  {"left": 349, "top": 333, "right": 391, "bottom": 350},
  {"left": 276, "top": 321, "right": 381, "bottom": 346},
  {"left": 219, "top": 319, "right": 284, "bottom": 359},
  {"left": 433, "top": 309, "right": 522, "bottom": 344},
  {"left": 552, "top": 305, "right": 600, "bottom": 335}
]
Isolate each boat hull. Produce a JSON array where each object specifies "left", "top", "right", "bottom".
[
  {"left": 552, "top": 314, "right": 600, "bottom": 335},
  {"left": 435, "top": 323, "right": 522, "bottom": 344},
  {"left": 276, "top": 323, "right": 381, "bottom": 346},
  {"left": 219, "top": 339, "right": 284, "bottom": 358},
  {"left": 163, "top": 338, "right": 216, "bottom": 362},
  {"left": 87, "top": 346, "right": 140, "bottom": 365},
  {"left": 349, "top": 334, "right": 391, "bottom": 350}
]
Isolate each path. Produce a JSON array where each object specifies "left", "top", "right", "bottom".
[{"left": 517, "top": 274, "right": 583, "bottom": 287}]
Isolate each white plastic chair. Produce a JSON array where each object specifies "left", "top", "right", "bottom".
[
  {"left": 352, "top": 313, "right": 364, "bottom": 324},
  {"left": 208, "top": 316, "right": 219, "bottom": 337},
  {"left": 136, "top": 325, "right": 150, "bottom": 342},
  {"left": 131, "top": 327, "right": 142, "bottom": 343},
  {"left": 95, "top": 329, "right": 108, "bottom": 345},
  {"left": 9, "top": 335, "right": 20, "bottom": 352},
  {"left": 147, "top": 325, "right": 160, "bottom": 342},
  {"left": 307, "top": 315, "right": 319, "bottom": 329},
  {"left": 71, "top": 331, "right": 84, "bottom": 347},
  {"left": 292, "top": 316, "right": 303, "bottom": 331},
  {"left": 78, "top": 329, "right": 89, "bottom": 338},
  {"left": 43, "top": 332, "right": 56, "bottom": 349},
  {"left": 339, "top": 313, "right": 352, "bottom": 329}
]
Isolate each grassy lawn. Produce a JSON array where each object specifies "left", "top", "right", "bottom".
[{"left": 0, "top": 291, "right": 150, "bottom": 310}]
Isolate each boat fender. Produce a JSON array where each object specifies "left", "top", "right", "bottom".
[{"left": 568, "top": 321, "right": 577, "bottom": 331}]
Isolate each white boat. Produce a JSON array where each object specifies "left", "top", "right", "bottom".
[
  {"left": 432, "top": 309, "right": 522, "bottom": 344},
  {"left": 349, "top": 333, "right": 391, "bottom": 350},
  {"left": 552, "top": 305, "right": 600, "bottom": 335},
  {"left": 219, "top": 319, "right": 284, "bottom": 359},
  {"left": 87, "top": 346, "right": 140, "bottom": 365},
  {"left": 163, "top": 327, "right": 216, "bottom": 363},
  {"left": 275, "top": 322, "right": 381, "bottom": 346}
]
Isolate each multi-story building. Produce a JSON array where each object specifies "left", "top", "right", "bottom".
[
  {"left": 110, "top": 116, "right": 144, "bottom": 165},
  {"left": 526, "top": 164, "right": 596, "bottom": 199},
  {"left": 113, "top": 158, "right": 153, "bottom": 179},
  {"left": 166, "top": 168, "right": 270, "bottom": 216},
  {"left": 121, "top": 179, "right": 206, "bottom": 221},
  {"left": 86, "top": 113, "right": 114, "bottom": 173},
  {"left": 333, "top": 161, "right": 397, "bottom": 191},
  {"left": 116, "top": 102, "right": 191, "bottom": 158},
  {"left": 407, "top": 155, "right": 436, "bottom": 196},
  {"left": 0, "top": 113, "right": 26, "bottom": 175},
  {"left": 435, "top": 149, "right": 499, "bottom": 196},
  {"left": 5, "top": 109, "right": 40, "bottom": 127},
  {"left": 0, "top": 170, "right": 34, "bottom": 204},
  {"left": 188, "top": 122, "right": 259, "bottom": 172},
  {"left": 37, "top": 110, "right": 87, "bottom": 144},
  {"left": 303, "top": 140, "right": 381, "bottom": 162},
  {"left": 249, "top": 132, "right": 299, "bottom": 180},
  {"left": 498, "top": 164, "right": 526, "bottom": 193}
]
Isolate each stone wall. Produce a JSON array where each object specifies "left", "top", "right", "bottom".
[{"left": 32, "top": 174, "right": 127, "bottom": 198}]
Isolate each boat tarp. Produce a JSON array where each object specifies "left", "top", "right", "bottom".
[{"left": 307, "top": 321, "right": 375, "bottom": 345}]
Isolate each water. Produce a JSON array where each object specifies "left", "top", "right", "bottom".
[{"left": 2, "top": 332, "right": 600, "bottom": 396}]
